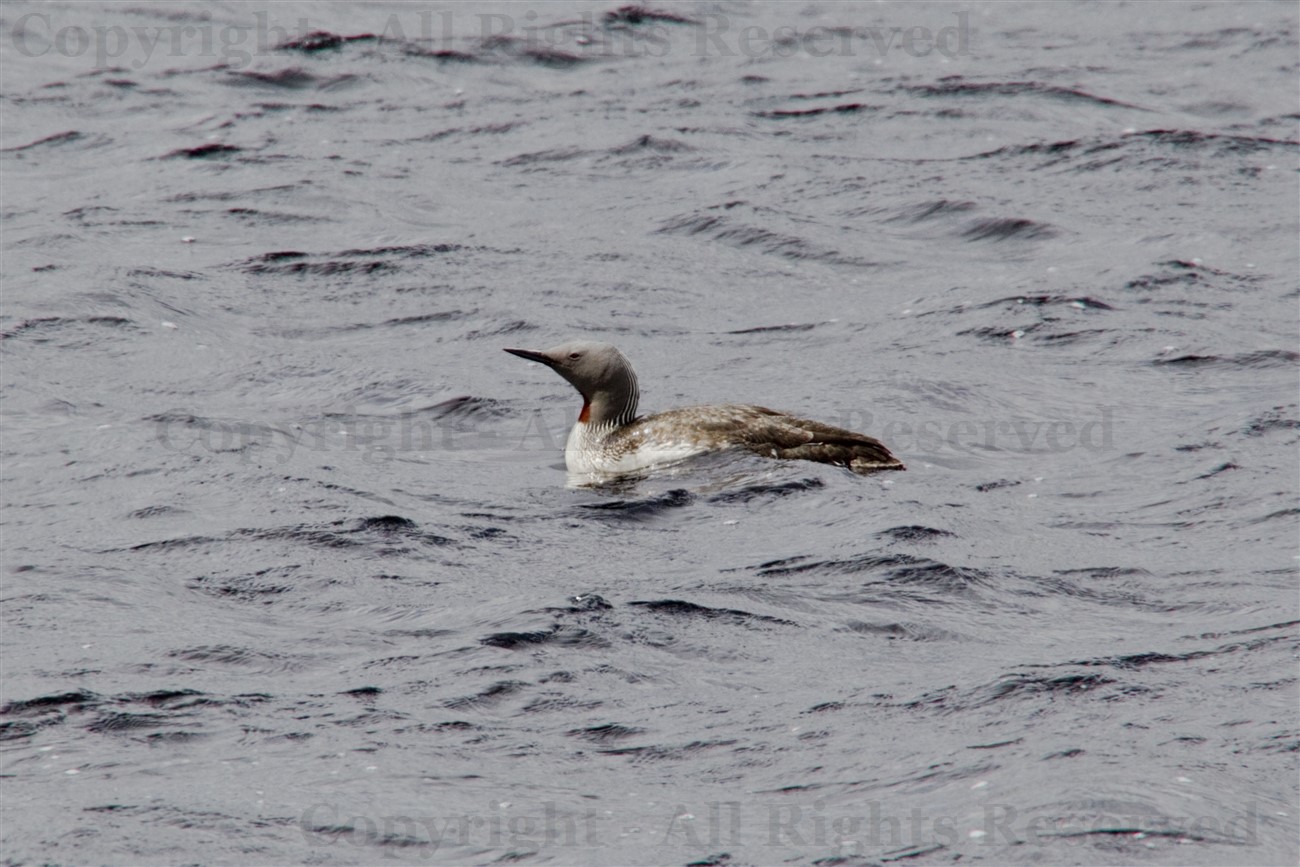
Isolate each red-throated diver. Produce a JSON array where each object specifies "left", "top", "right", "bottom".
[{"left": 504, "top": 341, "right": 905, "bottom": 476}]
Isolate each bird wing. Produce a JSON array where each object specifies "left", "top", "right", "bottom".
[{"left": 642, "top": 405, "right": 904, "bottom": 473}]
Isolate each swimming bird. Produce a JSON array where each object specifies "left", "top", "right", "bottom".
[{"left": 504, "top": 341, "right": 905, "bottom": 476}]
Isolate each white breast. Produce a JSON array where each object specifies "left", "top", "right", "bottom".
[{"left": 564, "top": 421, "right": 710, "bottom": 475}]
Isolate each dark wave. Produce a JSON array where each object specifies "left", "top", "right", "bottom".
[
  {"left": 755, "top": 552, "right": 991, "bottom": 591},
  {"left": 908, "top": 672, "right": 1117, "bottom": 713},
  {"left": 566, "top": 723, "right": 646, "bottom": 742},
  {"left": 706, "top": 477, "right": 824, "bottom": 504},
  {"left": 1, "top": 130, "right": 85, "bottom": 152},
  {"left": 1153, "top": 350, "right": 1299, "bottom": 369},
  {"left": 960, "top": 217, "right": 1057, "bottom": 242},
  {"left": 578, "top": 488, "right": 695, "bottom": 518},
  {"left": 224, "top": 207, "right": 330, "bottom": 225},
  {"left": 400, "top": 46, "right": 480, "bottom": 63},
  {"left": 275, "top": 31, "right": 378, "bottom": 53},
  {"left": 877, "top": 525, "right": 956, "bottom": 542},
  {"left": 445, "top": 680, "right": 530, "bottom": 710},
  {"left": 0, "top": 688, "right": 243, "bottom": 743},
  {"left": 609, "top": 134, "right": 693, "bottom": 154},
  {"left": 239, "top": 243, "right": 463, "bottom": 276},
  {"left": 726, "top": 322, "right": 819, "bottom": 334},
  {"left": 980, "top": 294, "right": 1114, "bottom": 310},
  {"left": 753, "top": 102, "right": 875, "bottom": 119},
  {"left": 657, "top": 213, "right": 877, "bottom": 266},
  {"left": 841, "top": 620, "right": 965, "bottom": 641},
  {"left": 225, "top": 67, "right": 323, "bottom": 89},
  {"left": 628, "top": 599, "right": 797, "bottom": 627},
  {"left": 481, "top": 626, "right": 608, "bottom": 649},
  {"left": 480, "top": 36, "right": 590, "bottom": 69},
  {"left": 971, "top": 130, "right": 1299, "bottom": 174},
  {"left": 406, "top": 122, "right": 522, "bottom": 143},
  {"left": 903, "top": 79, "right": 1148, "bottom": 111},
  {"left": 162, "top": 143, "right": 241, "bottom": 160},
  {"left": 423, "top": 395, "right": 511, "bottom": 422},
  {"left": 882, "top": 199, "right": 978, "bottom": 223},
  {"left": 499, "top": 146, "right": 589, "bottom": 167},
  {"left": 0, "top": 689, "right": 100, "bottom": 716},
  {"left": 603, "top": 5, "right": 700, "bottom": 26},
  {"left": 1243, "top": 407, "right": 1300, "bottom": 437},
  {"left": 594, "top": 738, "right": 737, "bottom": 759},
  {"left": 1061, "top": 627, "right": 1298, "bottom": 670},
  {"left": 125, "top": 517, "right": 456, "bottom": 556},
  {"left": 1, "top": 316, "right": 138, "bottom": 341}
]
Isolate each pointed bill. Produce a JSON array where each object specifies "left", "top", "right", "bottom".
[{"left": 503, "top": 347, "right": 556, "bottom": 367}]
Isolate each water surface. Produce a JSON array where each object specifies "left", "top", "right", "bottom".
[{"left": 2, "top": 2, "right": 1297, "bottom": 864}]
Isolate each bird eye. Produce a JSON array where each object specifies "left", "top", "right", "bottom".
[{"left": 568, "top": 352, "right": 581, "bottom": 360}]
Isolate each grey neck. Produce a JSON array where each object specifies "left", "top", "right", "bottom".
[{"left": 585, "top": 367, "right": 639, "bottom": 429}]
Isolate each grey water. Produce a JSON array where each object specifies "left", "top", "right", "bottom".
[{"left": 2, "top": 2, "right": 1297, "bottom": 864}]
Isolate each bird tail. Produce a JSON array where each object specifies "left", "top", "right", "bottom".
[{"left": 769, "top": 440, "right": 905, "bottom": 473}]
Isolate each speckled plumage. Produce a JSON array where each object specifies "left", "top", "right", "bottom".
[{"left": 504, "top": 341, "right": 905, "bottom": 476}]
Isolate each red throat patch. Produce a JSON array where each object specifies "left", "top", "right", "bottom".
[{"left": 578, "top": 401, "right": 590, "bottom": 424}]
